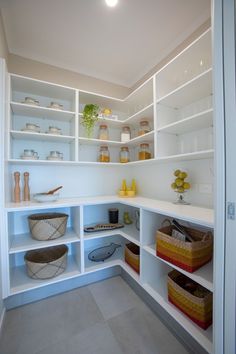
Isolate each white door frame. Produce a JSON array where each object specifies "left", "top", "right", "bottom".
[{"left": 213, "top": 0, "right": 236, "bottom": 353}]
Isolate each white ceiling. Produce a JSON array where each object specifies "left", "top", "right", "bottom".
[{"left": 1, "top": 0, "right": 211, "bottom": 87}]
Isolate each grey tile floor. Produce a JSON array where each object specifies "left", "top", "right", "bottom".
[{"left": 0, "top": 276, "right": 190, "bottom": 354}]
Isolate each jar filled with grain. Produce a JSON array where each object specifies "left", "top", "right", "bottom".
[
  {"left": 98, "top": 145, "right": 110, "bottom": 162},
  {"left": 120, "top": 147, "right": 130, "bottom": 163},
  {"left": 138, "top": 120, "right": 151, "bottom": 136},
  {"left": 121, "top": 126, "right": 131, "bottom": 142},
  {"left": 98, "top": 124, "right": 109, "bottom": 140},
  {"left": 138, "top": 143, "right": 151, "bottom": 160}
]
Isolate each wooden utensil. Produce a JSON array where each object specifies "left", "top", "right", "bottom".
[{"left": 41, "top": 186, "right": 63, "bottom": 195}]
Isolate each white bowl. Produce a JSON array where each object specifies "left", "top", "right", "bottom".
[{"left": 33, "top": 193, "right": 59, "bottom": 203}]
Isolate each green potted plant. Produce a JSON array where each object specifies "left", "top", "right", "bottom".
[{"left": 81, "top": 104, "right": 99, "bottom": 138}]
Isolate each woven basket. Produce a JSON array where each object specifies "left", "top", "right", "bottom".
[
  {"left": 168, "top": 270, "right": 212, "bottom": 329},
  {"left": 156, "top": 222, "right": 213, "bottom": 272},
  {"left": 28, "top": 213, "right": 68, "bottom": 241},
  {"left": 24, "top": 245, "right": 68, "bottom": 279},
  {"left": 125, "top": 243, "right": 140, "bottom": 274}
]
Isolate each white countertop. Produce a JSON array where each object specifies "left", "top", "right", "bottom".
[{"left": 5, "top": 195, "right": 214, "bottom": 227}]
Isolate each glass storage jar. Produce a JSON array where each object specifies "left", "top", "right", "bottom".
[
  {"left": 98, "top": 124, "right": 109, "bottom": 140},
  {"left": 121, "top": 126, "right": 131, "bottom": 142},
  {"left": 98, "top": 145, "right": 110, "bottom": 162},
  {"left": 138, "top": 120, "right": 151, "bottom": 136},
  {"left": 120, "top": 147, "right": 130, "bottom": 163},
  {"left": 138, "top": 143, "right": 151, "bottom": 160}
]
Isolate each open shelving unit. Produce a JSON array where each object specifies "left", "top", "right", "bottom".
[
  {"left": 2, "top": 28, "right": 215, "bottom": 354},
  {"left": 3, "top": 196, "right": 214, "bottom": 353}
]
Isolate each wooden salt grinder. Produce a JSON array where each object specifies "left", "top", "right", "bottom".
[
  {"left": 23, "top": 172, "right": 30, "bottom": 201},
  {"left": 14, "top": 171, "right": 21, "bottom": 203}
]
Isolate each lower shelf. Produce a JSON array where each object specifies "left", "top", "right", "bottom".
[
  {"left": 8, "top": 254, "right": 211, "bottom": 353},
  {"left": 142, "top": 279, "right": 212, "bottom": 354},
  {"left": 10, "top": 256, "right": 81, "bottom": 295},
  {"left": 143, "top": 244, "right": 213, "bottom": 291}
]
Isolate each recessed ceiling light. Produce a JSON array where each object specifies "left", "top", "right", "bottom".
[{"left": 105, "top": 0, "right": 118, "bottom": 7}]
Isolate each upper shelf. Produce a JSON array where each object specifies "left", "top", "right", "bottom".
[
  {"left": 156, "top": 69, "right": 212, "bottom": 109},
  {"left": 157, "top": 109, "right": 213, "bottom": 134},
  {"left": 11, "top": 102, "right": 75, "bottom": 121},
  {"left": 10, "top": 130, "right": 75, "bottom": 143}
]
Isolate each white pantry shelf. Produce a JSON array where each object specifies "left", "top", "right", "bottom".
[
  {"left": 143, "top": 244, "right": 213, "bottom": 291},
  {"left": 142, "top": 280, "right": 213, "bottom": 354},
  {"left": 83, "top": 223, "right": 140, "bottom": 246},
  {"left": 84, "top": 245, "right": 124, "bottom": 273},
  {"left": 127, "top": 131, "right": 154, "bottom": 146},
  {"left": 8, "top": 159, "right": 77, "bottom": 166},
  {"left": 156, "top": 149, "right": 214, "bottom": 163},
  {"left": 125, "top": 103, "right": 154, "bottom": 125},
  {"left": 79, "top": 137, "right": 122, "bottom": 147},
  {"left": 157, "top": 109, "right": 213, "bottom": 135},
  {"left": 11, "top": 102, "right": 75, "bottom": 121},
  {"left": 9, "top": 228, "right": 80, "bottom": 254},
  {"left": 10, "top": 256, "right": 81, "bottom": 295},
  {"left": 10, "top": 130, "right": 75, "bottom": 143},
  {"left": 156, "top": 69, "right": 212, "bottom": 109},
  {"left": 79, "top": 131, "right": 154, "bottom": 148}
]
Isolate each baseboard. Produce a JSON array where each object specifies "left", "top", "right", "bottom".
[
  {"left": 5, "top": 266, "right": 121, "bottom": 310},
  {"left": 0, "top": 306, "right": 6, "bottom": 337}
]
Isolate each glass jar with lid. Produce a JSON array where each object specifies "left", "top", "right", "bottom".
[
  {"left": 138, "top": 120, "right": 151, "bottom": 136},
  {"left": 98, "top": 124, "right": 109, "bottom": 140},
  {"left": 98, "top": 145, "right": 110, "bottom": 162},
  {"left": 138, "top": 143, "right": 151, "bottom": 160},
  {"left": 120, "top": 147, "right": 130, "bottom": 163},
  {"left": 121, "top": 126, "right": 131, "bottom": 142}
]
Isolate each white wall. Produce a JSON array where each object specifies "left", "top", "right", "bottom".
[
  {"left": 132, "top": 159, "right": 213, "bottom": 208},
  {"left": 7, "top": 165, "right": 132, "bottom": 202}
]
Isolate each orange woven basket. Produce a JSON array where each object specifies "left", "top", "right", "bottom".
[
  {"left": 156, "top": 222, "right": 213, "bottom": 273},
  {"left": 125, "top": 243, "right": 140, "bottom": 274},
  {"left": 167, "top": 270, "right": 213, "bottom": 330}
]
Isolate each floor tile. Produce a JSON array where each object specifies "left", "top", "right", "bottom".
[
  {"left": 37, "top": 322, "right": 123, "bottom": 354},
  {"left": 108, "top": 306, "right": 190, "bottom": 354},
  {"left": 89, "top": 276, "right": 147, "bottom": 320},
  {"left": 0, "top": 287, "right": 104, "bottom": 354}
]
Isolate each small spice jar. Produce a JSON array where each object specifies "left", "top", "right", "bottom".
[
  {"left": 121, "top": 126, "right": 131, "bottom": 142},
  {"left": 98, "top": 145, "right": 110, "bottom": 162},
  {"left": 138, "top": 120, "right": 151, "bottom": 136},
  {"left": 138, "top": 143, "right": 151, "bottom": 160},
  {"left": 120, "top": 147, "right": 130, "bottom": 163},
  {"left": 98, "top": 124, "right": 109, "bottom": 140}
]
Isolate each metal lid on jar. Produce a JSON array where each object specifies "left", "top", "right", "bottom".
[
  {"left": 100, "top": 145, "right": 109, "bottom": 150},
  {"left": 140, "top": 120, "right": 149, "bottom": 126},
  {"left": 122, "top": 126, "right": 130, "bottom": 131},
  {"left": 121, "top": 146, "right": 129, "bottom": 151},
  {"left": 140, "top": 143, "right": 149, "bottom": 148},
  {"left": 99, "top": 124, "right": 108, "bottom": 128}
]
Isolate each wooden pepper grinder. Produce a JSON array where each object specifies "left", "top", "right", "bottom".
[
  {"left": 23, "top": 172, "right": 30, "bottom": 201},
  {"left": 14, "top": 171, "right": 21, "bottom": 203}
]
